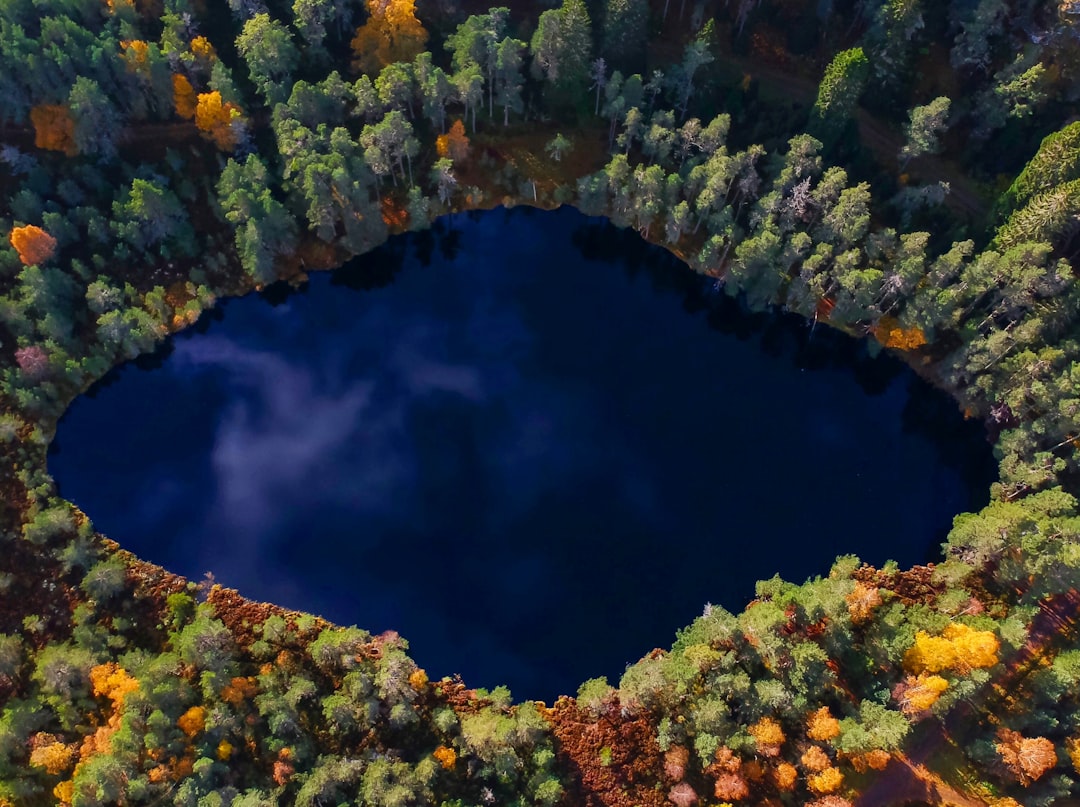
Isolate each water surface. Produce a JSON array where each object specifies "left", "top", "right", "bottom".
[{"left": 50, "top": 207, "right": 995, "bottom": 701}]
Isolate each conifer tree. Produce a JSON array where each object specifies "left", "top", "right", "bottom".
[
  {"left": 530, "top": 0, "right": 592, "bottom": 94},
  {"left": 808, "top": 48, "right": 869, "bottom": 146},
  {"left": 601, "top": 0, "right": 648, "bottom": 73}
]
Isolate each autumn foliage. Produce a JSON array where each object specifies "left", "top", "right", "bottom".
[
  {"left": 172, "top": 74, "right": 197, "bottom": 120},
  {"left": 667, "top": 782, "right": 697, "bottom": 807},
  {"left": 436, "top": 120, "right": 470, "bottom": 164},
  {"left": 120, "top": 39, "right": 151, "bottom": 74},
  {"left": 873, "top": 316, "right": 928, "bottom": 350},
  {"left": 903, "top": 623, "right": 1000, "bottom": 675},
  {"left": 709, "top": 746, "right": 749, "bottom": 801},
  {"left": 995, "top": 729, "right": 1056, "bottom": 785},
  {"left": 1069, "top": 737, "right": 1080, "bottom": 774},
  {"left": 850, "top": 750, "right": 891, "bottom": 772},
  {"left": 433, "top": 745, "right": 457, "bottom": 770},
  {"left": 748, "top": 717, "right": 785, "bottom": 755},
  {"left": 351, "top": 0, "right": 428, "bottom": 74},
  {"left": 845, "top": 582, "right": 882, "bottom": 624},
  {"left": 772, "top": 760, "right": 798, "bottom": 791},
  {"left": 53, "top": 665, "right": 139, "bottom": 806},
  {"left": 807, "top": 766, "right": 844, "bottom": 794},
  {"left": 29, "top": 739, "right": 77, "bottom": 775},
  {"left": 30, "top": 105, "right": 77, "bottom": 155},
  {"left": 10, "top": 225, "right": 57, "bottom": 265},
  {"left": 801, "top": 745, "right": 831, "bottom": 772},
  {"left": 897, "top": 672, "right": 949, "bottom": 715},
  {"left": 195, "top": 91, "right": 244, "bottom": 151},
  {"left": 381, "top": 195, "right": 409, "bottom": 229},
  {"left": 220, "top": 675, "right": 258, "bottom": 706},
  {"left": 177, "top": 705, "right": 206, "bottom": 738},
  {"left": 664, "top": 745, "right": 689, "bottom": 780},
  {"left": 807, "top": 707, "right": 841, "bottom": 742},
  {"left": 190, "top": 35, "right": 216, "bottom": 62}
]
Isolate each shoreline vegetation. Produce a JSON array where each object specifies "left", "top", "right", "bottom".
[{"left": 2, "top": 0, "right": 1080, "bottom": 805}]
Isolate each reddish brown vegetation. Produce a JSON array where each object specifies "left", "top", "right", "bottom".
[
  {"left": 852, "top": 564, "right": 943, "bottom": 606},
  {"left": 30, "top": 105, "right": 76, "bottom": 155},
  {"left": 547, "top": 697, "right": 664, "bottom": 807},
  {"left": 381, "top": 195, "right": 409, "bottom": 231},
  {"left": 15, "top": 345, "right": 50, "bottom": 381}
]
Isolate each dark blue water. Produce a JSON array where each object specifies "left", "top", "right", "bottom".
[{"left": 49, "top": 207, "right": 995, "bottom": 701}]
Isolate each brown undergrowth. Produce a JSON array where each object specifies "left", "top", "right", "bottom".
[{"left": 545, "top": 696, "right": 665, "bottom": 807}]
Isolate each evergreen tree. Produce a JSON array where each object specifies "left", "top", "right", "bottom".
[
  {"left": 217, "top": 155, "right": 298, "bottom": 283},
  {"left": 447, "top": 8, "right": 509, "bottom": 119},
  {"left": 529, "top": 0, "right": 592, "bottom": 95},
  {"left": 237, "top": 12, "right": 300, "bottom": 105},
  {"left": 998, "top": 121, "right": 1080, "bottom": 218},
  {"left": 808, "top": 48, "right": 869, "bottom": 146},
  {"left": 899, "top": 96, "right": 950, "bottom": 168},
  {"left": 494, "top": 37, "right": 526, "bottom": 126},
  {"left": 68, "top": 77, "right": 122, "bottom": 161},
  {"left": 601, "top": 0, "right": 648, "bottom": 73}
]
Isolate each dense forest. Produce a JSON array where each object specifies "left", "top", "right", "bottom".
[{"left": 2, "top": 0, "right": 1080, "bottom": 804}]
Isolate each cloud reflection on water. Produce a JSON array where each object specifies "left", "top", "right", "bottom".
[{"left": 49, "top": 207, "right": 994, "bottom": 701}]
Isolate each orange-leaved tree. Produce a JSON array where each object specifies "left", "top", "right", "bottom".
[
  {"left": 195, "top": 92, "right": 244, "bottom": 151},
  {"left": 30, "top": 105, "right": 77, "bottom": 155},
  {"left": 995, "top": 729, "right": 1056, "bottom": 785},
  {"left": 873, "top": 316, "right": 928, "bottom": 350},
  {"left": 748, "top": 717, "right": 784, "bottom": 756},
  {"left": 351, "top": 0, "right": 428, "bottom": 74},
  {"left": 10, "top": 225, "right": 57, "bottom": 265},
  {"left": 806, "top": 706, "right": 841, "bottom": 742},
  {"left": 52, "top": 664, "right": 138, "bottom": 805},
  {"left": 172, "top": 74, "right": 197, "bottom": 119},
  {"left": 436, "top": 119, "right": 470, "bottom": 163}
]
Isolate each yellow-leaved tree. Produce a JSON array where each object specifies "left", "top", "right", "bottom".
[
  {"left": 195, "top": 91, "right": 244, "bottom": 151},
  {"left": 903, "top": 623, "right": 999, "bottom": 675},
  {"left": 120, "top": 39, "right": 151, "bottom": 74},
  {"left": 897, "top": 672, "right": 949, "bottom": 715},
  {"left": 350, "top": 0, "right": 428, "bottom": 74}
]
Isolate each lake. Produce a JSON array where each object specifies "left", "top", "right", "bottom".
[{"left": 48, "top": 206, "right": 996, "bottom": 702}]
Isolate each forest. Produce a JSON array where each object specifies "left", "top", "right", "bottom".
[{"left": 1, "top": 0, "right": 1080, "bottom": 804}]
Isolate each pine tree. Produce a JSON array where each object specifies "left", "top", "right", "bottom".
[
  {"left": 530, "top": 0, "right": 592, "bottom": 93},
  {"left": 601, "top": 0, "right": 648, "bottom": 73},
  {"left": 808, "top": 48, "right": 869, "bottom": 146},
  {"left": 899, "top": 96, "right": 950, "bottom": 168},
  {"left": 998, "top": 121, "right": 1080, "bottom": 218}
]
